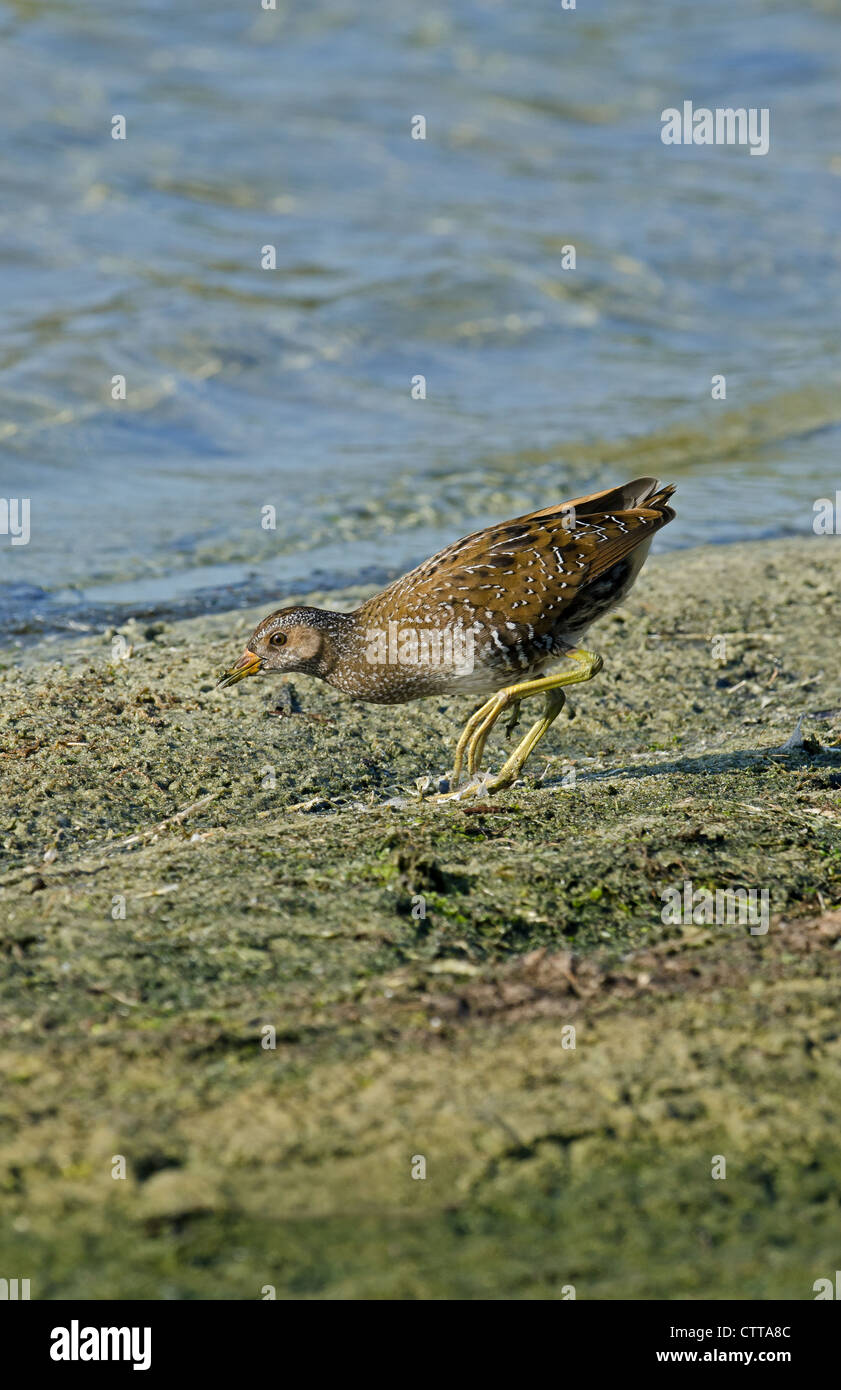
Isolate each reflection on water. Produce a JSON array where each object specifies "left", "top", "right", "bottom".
[{"left": 0, "top": 0, "right": 839, "bottom": 638}]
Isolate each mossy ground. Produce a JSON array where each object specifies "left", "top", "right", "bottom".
[{"left": 1, "top": 537, "right": 840, "bottom": 1298}]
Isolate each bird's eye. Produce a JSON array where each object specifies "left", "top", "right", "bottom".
[{"left": 269, "top": 631, "right": 287, "bottom": 647}]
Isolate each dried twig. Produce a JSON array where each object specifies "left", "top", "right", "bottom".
[{"left": 109, "top": 792, "right": 221, "bottom": 849}]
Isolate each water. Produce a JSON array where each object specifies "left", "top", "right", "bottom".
[{"left": 1, "top": 0, "right": 839, "bottom": 641}]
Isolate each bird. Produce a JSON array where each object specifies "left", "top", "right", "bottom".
[{"left": 217, "top": 477, "right": 676, "bottom": 796}]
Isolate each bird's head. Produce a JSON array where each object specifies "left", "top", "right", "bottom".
[{"left": 216, "top": 606, "right": 341, "bottom": 687}]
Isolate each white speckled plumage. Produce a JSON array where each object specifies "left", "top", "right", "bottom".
[{"left": 221, "top": 477, "right": 675, "bottom": 709}]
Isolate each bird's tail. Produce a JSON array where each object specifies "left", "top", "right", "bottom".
[{"left": 531, "top": 476, "right": 676, "bottom": 523}]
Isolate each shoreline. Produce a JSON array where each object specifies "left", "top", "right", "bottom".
[
  {"left": 0, "top": 517, "right": 819, "bottom": 652},
  {"left": 1, "top": 533, "right": 840, "bottom": 1297}
]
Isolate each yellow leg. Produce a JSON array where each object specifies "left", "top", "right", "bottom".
[
  {"left": 486, "top": 687, "right": 567, "bottom": 792},
  {"left": 448, "top": 648, "right": 603, "bottom": 795}
]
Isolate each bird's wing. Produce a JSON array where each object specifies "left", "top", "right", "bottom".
[{"left": 371, "top": 487, "right": 674, "bottom": 619}]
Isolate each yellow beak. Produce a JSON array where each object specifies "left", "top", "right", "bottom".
[{"left": 217, "top": 649, "right": 261, "bottom": 688}]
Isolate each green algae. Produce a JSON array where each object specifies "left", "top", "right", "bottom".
[{"left": 1, "top": 537, "right": 840, "bottom": 1298}]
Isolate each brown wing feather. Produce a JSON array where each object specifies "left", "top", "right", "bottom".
[
  {"left": 528, "top": 475, "right": 662, "bottom": 520},
  {"left": 570, "top": 494, "right": 676, "bottom": 585},
  {"left": 361, "top": 482, "right": 675, "bottom": 631}
]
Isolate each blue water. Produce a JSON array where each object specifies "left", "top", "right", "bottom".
[{"left": 1, "top": 0, "right": 839, "bottom": 640}]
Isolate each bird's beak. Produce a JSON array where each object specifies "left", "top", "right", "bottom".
[{"left": 216, "top": 649, "right": 261, "bottom": 688}]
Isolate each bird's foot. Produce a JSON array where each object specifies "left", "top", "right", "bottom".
[{"left": 425, "top": 770, "right": 498, "bottom": 803}]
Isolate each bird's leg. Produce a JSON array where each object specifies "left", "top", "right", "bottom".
[
  {"left": 504, "top": 699, "right": 522, "bottom": 738},
  {"left": 450, "top": 690, "right": 510, "bottom": 786},
  {"left": 485, "top": 687, "right": 567, "bottom": 792},
  {"left": 445, "top": 648, "right": 603, "bottom": 796}
]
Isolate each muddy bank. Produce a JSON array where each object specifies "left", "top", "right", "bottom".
[{"left": 1, "top": 536, "right": 839, "bottom": 1298}]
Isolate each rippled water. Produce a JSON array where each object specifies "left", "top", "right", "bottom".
[{"left": 1, "top": 0, "right": 839, "bottom": 640}]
